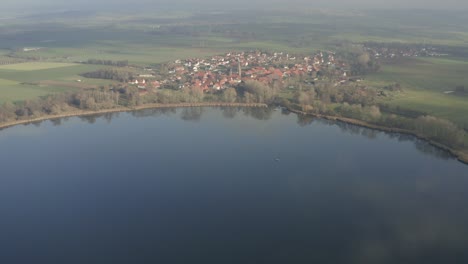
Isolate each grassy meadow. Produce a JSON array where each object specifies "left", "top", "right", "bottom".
[
  {"left": 0, "top": 63, "right": 109, "bottom": 103},
  {"left": 0, "top": 76, "right": 74, "bottom": 104},
  {"left": 0, "top": 62, "right": 77, "bottom": 71},
  {"left": 367, "top": 57, "right": 468, "bottom": 127}
]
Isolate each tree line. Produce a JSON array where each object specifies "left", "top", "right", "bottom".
[
  {"left": 81, "top": 69, "right": 135, "bottom": 83},
  {"left": 287, "top": 81, "right": 466, "bottom": 150},
  {"left": 0, "top": 90, "right": 120, "bottom": 123},
  {"left": 84, "top": 59, "right": 129, "bottom": 67}
]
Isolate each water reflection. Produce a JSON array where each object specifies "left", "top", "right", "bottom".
[
  {"left": 79, "top": 115, "right": 97, "bottom": 124},
  {"left": 296, "top": 114, "right": 315, "bottom": 127},
  {"left": 31, "top": 121, "right": 42, "bottom": 127},
  {"left": 181, "top": 107, "right": 204, "bottom": 122},
  {"left": 332, "top": 121, "right": 379, "bottom": 139},
  {"left": 242, "top": 107, "right": 274, "bottom": 120},
  {"left": 221, "top": 107, "right": 238, "bottom": 119},
  {"left": 281, "top": 108, "right": 291, "bottom": 115},
  {"left": 4, "top": 107, "right": 460, "bottom": 163},
  {"left": 50, "top": 118, "right": 62, "bottom": 126},
  {"left": 102, "top": 112, "right": 117, "bottom": 124},
  {"left": 335, "top": 121, "right": 364, "bottom": 136},
  {"left": 130, "top": 107, "right": 176, "bottom": 118},
  {"left": 413, "top": 139, "right": 452, "bottom": 159},
  {"left": 329, "top": 119, "right": 453, "bottom": 159}
]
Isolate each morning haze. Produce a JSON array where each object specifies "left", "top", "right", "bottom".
[
  {"left": 4, "top": 0, "right": 468, "bottom": 11},
  {"left": 0, "top": 0, "right": 467, "bottom": 263}
]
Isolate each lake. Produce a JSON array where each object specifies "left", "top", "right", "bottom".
[{"left": 0, "top": 107, "right": 467, "bottom": 264}]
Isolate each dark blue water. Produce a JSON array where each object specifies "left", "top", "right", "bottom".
[{"left": 0, "top": 107, "right": 467, "bottom": 264}]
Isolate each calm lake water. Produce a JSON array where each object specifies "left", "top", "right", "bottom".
[{"left": 0, "top": 107, "right": 467, "bottom": 264}]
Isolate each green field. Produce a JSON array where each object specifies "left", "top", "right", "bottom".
[
  {"left": 0, "top": 64, "right": 104, "bottom": 83},
  {"left": 0, "top": 76, "right": 75, "bottom": 103},
  {"left": 368, "top": 57, "right": 468, "bottom": 127},
  {"left": 0, "top": 62, "right": 77, "bottom": 71},
  {"left": 15, "top": 46, "right": 226, "bottom": 66},
  {"left": 370, "top": 57, "right": 468, "bottom": 92},
  {"left": 0, "top": 63, "right": 106, "bottom": 103},
  {"left": 0, "top": 82, "right": 73, "bottom": 104},
  {"left": 0, "top": 78, "right": 19, "bottom": 86}
]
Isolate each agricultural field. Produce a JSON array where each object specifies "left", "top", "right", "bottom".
[
  {"left": 367, "top": 57, "right": 468, "bottom": 127},
  {"left": 0, "top": 80, "right": 73, "bottom": 104},
  {"left": 370, "top": 57, "right": 468, "bottom": 92},
  {"left": 0, "top": 62, "right": 77, "bottom": 71},
  {"left": 0, "top": 64, "right": 103, "bottom": 83},
  {"left": 0, "top": 63, "right": 108, "bottom": 103},
  {"left": 13, "top": 45, "right": 227, "bottom": 66}
]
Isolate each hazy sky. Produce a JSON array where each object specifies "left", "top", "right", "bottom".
[{"left": 3, "top": 0, "right": 468, "bottom": 11}]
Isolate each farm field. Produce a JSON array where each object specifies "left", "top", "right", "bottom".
[
  {"left": 370, "top": 57, "right": 468, "bottom": 92},
  {"left": 0, "top": 64, "right": 103, "bottom": 83},
  {"left": 388, "top": 90, "right": 467, "bottom": 127},
  {"left": 0, "top": 63, "right": 107, "bottom": 103},
  {"left": 368, "top": 57, "right": 468, "bottom": 127},
  {"left": 0, "top": 62, "right": 77, "bottom": 71},
  {"left": 13, "top": 45, "right": 228, "bottom": 66},
  {"left": 0, "top": 82, "right": 73, "bottom": 104}
]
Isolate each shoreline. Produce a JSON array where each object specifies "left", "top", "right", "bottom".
[
  {"left": 0, "top": 102, "right": 466, "bottom": 165},
  {"left": 286, "top": 107, "right": 468, "bottom": 165},
  {"left": 0, "top": 102, "right": 267, "bottom": 131}
]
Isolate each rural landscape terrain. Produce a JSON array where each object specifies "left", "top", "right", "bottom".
[{"left": 0, "top": 8, "right": 467, "bottom": 162}]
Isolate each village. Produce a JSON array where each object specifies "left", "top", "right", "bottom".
[
  {"left": 363, "top": 43, "right": 449, "bottom": 59},
  {"left": 128, "top": 50, "right": 349, "bottom": 93},
  {"left": 126, "top": 43, "right": 451, "bottom": 95}
]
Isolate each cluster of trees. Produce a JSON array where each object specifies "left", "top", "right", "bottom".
[
  {"left": 293, "top": 82, "right": 379, "bottom": 111},
  {"left": 239, "top": 80, "right": 281, "bottom": 104},
  {"left": 413, "top": 116, "right": 466, "bottom": 147},
  {"left": 0, "top": 56, "right": 27, "bottom": 65},
  {"left": 71, "top": 91, "right": 120, "bottom": 111},
  {"left": 138, "top": 80, "right": 280, "bottom": 105},
  {"left": 221, "top": 88, "right": 238, "bottom": 103},
  {"left": 140, "top": 87, "right": 205, "bottom": 105},
  {"left": 383, "top": 83, "right": 403, "bottom": 92},
  {"left": 0, "top": 90, "right": 121, "bottom": 123},
  {"left": 374, "top": 114, "right": 466, "bottom": 149},
  {"left": 286, "top": 79, "right": 466, "bottom": 150},
  {"left": 337, "top": 44, "right": 380, "bottom": 75},
  {"left": 290, "top": 90, "right": 466, "bottom": 149},
  {"left": 81, "top": 69, "right": 135, "bottom": 83},
  {"left": 0, "top": 94, "right": 73, "bottom": 122},
  {"left": 85, "top": 59, "right": 129, "bottom": 67},
  {"left": 349, "top": 52, "right": 380, "bottom": 75},
  {"left": 6, "top": 53, "right": 42, "bottom": 61}
]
